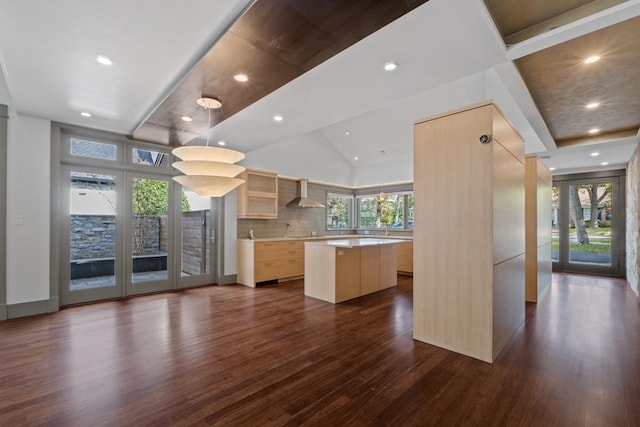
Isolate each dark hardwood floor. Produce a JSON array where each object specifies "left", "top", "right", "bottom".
[{"left": 1, "top": 273, "right": 639, "bottom": 426}]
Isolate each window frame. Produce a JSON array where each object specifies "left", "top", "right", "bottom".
[
  {"left": 355, "top": 191, "right": 414, "bottom": 230},
  {"left": 326, "top": 192, "right": 354, "bottom": 230}
]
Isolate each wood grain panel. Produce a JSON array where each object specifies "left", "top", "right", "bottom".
[
  {"left": 413, "top": 104, "right": 494, "bottom": 360},
  {"left": 280, "top": 240, "right": 304, "bottom": 278},
  {"left": 279, "top": 257, "right": 304, "bottom": 279},
  {"left": 304, "top": 244, "right": 337, "bottom": 303},
  {"left": 360, "top": 246, "right": 380, "bottom": 296},
  {"left": 236, "top": 239, "right": 255, "bottom": 286},
  {"left": 492, "top": 253, "right": 525, "bottom": 361},
  {"left": 254, "top": 260, "right": 281, "bottom": 282},
  {"left": 132, "top": 0, "right": 429, "bottom": 146},
  {"left": 492, "top": 139, "right": 525, "bottom": 265},
  {"left": 525, "top": 156, "right": 552, "bottom": 302},
  {"left": 397, "top": 240, "right": 413, "bottom": 274},
  {"left": 379, "top": 243, "right": 398, "bottom": 289},
  {"left": 537, "top": 242, "right": 552, "bottom": 300},
  {"left": 537, "top": 163, "right": 553, "bottom": 245},
  {"left": 335, "top": 247, "right": 361, "bottom": 303},
  {"left": 491, "top": 105, "right": 524, "bottom": 163},
  {"left": 254, "top": 242, "right": 282, "bottom": 262}
]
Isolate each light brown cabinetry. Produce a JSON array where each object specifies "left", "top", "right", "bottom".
[
  {"left": 237, "top": 240, "right": 305, "bottom": 287},
  {"left": 237, "top": 169, "right": 278, "bottom": 219},
  {"left": 413, "top": 102, "right": 525, "bottom": 363},
  {"left": 397, "top": 241, "right": 413, "bottom": 275},
  {"left": 304, "top": 240, "right": 399, "bottom": 303},
  {"left": 525, "top": 156, "right": 552, "bottom": 302},
  {"left": 280, "top": 240, "right": 304, "bottom": 278},
  {"left": 253, "top": 242, "right": 281, "bottom": 283}
]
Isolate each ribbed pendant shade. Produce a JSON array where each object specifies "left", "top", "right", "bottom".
[
  {"left": 172, "top": 160, "right": 245, "bottom": 177},
  {"left": 172, "top": 175, "right": 244, "bottom": 197},
  {"left": 171, "top": 98, "right": 246, "bottom": 197}
]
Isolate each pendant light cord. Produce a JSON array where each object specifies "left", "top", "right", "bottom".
[{"left": 205, "top": 106, "right": 211, "bottom": 147}]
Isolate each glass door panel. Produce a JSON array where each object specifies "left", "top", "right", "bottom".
[
  {"left": 180, "top": 190, "right": 211, "bottom": 278},
  {"left": 129, "top": 176, "right": 171, "bottom": 291},
  {"left": 61, "top": 168, "right": 123, "bottom": 305},
  {"left": 567, "top": 182, "right": 612, "bottom": 266},
  {"left": 554, "top": 173, "right": 624, "bottom": 277},
  {"left": 179, "top": 188, "right": 215, "bottom": 286}
]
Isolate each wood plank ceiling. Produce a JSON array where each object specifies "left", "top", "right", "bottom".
[
  {"left": 132, "top": 0, "right": 429, "bottom": 147},
  {"left": 484, "top": 0, "right": 640, "bottom": 148}
]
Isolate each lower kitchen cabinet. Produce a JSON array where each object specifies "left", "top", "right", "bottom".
[
  {"left": 237, "top": 240, "right": 304, "bottom": 287},
  {"left": 397, "top": 241, "right": 413, "bottom": 275}
]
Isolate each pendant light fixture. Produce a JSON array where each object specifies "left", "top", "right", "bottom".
[{"left": 171, "top": 97, "right": 245, "bottom": 197}]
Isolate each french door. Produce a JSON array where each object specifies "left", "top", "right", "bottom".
[
  {"left": 553, "top": 171, "right": 626, "bottom": 277},
  {"left": 60, "top": 169, "right": 217, "bottom": 306},
  {"left": 61, "top": 166, "right": 124, "bottom": 305}
]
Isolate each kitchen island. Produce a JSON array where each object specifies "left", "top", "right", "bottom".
[{"left": 304, "top": 238, "right": 405, "bottom": 303}]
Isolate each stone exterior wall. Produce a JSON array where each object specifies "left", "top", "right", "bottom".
[
  {"left": 627, "top": 144, "right": 640, "bottom": 296},
  {"left": 71, "top": 215, "right": 116, "bottom": 260},
  {"left": 71, "top": 214, "right": 164, "bottom": 260}
]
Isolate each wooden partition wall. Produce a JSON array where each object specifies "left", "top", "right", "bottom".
[
  {"left": 525, "top": 156, "right": 552, "bottom": 302},
  {"left": 413, "top": 102, "right": 525, "bottom": 363}
]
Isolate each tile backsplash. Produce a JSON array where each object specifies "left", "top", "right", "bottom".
[
  {"left": 237, "top": 178, "right": 339, "bottom": 239},
  {"left": 237, "top": 177, "right": 414, "bottom": 239}
]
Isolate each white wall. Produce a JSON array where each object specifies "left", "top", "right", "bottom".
[
  {"left": 242, "top": 130, "right": 354, "bottom": 185},
  {"left": 6, "top": 113, "right": 51, "bottom": 304},
  {"left": 223, "top": 189, "right": 238, "bottom": 276}
]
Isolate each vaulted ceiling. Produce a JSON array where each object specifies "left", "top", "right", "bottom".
[{"left": 1, "top": 0, "right": 639, "bottom": 180}]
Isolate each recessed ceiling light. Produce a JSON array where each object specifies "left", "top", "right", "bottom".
[
  {"left": 601, "top": 162, "right": 609, "bottom": 166},
  {"left": 273, "top": 115, "right": 283, "bottom": 122},
  {"left": 584, "top": 55, "right": 600, "bottom": 64},
  {"left": 383, "top": 62, "right": 397, "bottom": 71},
  {"left": 218, "top": 140, "right": 226, "bottom": 146},
  {"left": 590, "top": 152, "right": 600, "bottom": 156},
  {"left": 181, "top": 115, "right": 193, "bottom": 122},
  {"left": 233, "top": 73, "right": 248, "bottom": 82},
  {"left": 586, "top": 102, "right": 600, "bottom": 109},
  {"left": 549, "top": 167, "right": 556, "bottom": 171},
  {"left": 96, "top": 55, "right": 112, "bottom": 65},
  {"left": 80, "top": 112, "right": 91, "bottom": 117},
  {"left": 589, "top": 128, "right": 600, "bottom": 134},
  {"left": 354, "top": 156, "right": 358, "bottom": 161},
  {"left": 345, "top": 131, "right": 350, "bottom": 135}
]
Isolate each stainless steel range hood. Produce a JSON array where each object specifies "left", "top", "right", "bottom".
[{"left": 286, "top": 179, "right": 325, "bottom": 208}]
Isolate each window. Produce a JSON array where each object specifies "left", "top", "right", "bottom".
[
  {"left": 71, "top": 138, "right": 117, "bottom": 161},
  {"left": 132, "top": 148, "right": 169, "bottom": 167},
  {"left": 357, "top": 192, "right": 413, "bottom": 229},
  {"left": 326, "top": 193, "right": 353, "bottom": 229}
]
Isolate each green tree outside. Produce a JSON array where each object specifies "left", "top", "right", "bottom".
[{"left": 132, "top": 179, "right": 190, "bottom": 255}]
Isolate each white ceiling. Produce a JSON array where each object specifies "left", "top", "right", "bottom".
[{"left": 0, "top": 0, "right": 638, "bottom": 180}]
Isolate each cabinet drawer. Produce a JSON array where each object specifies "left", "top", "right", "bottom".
[
  {"left": 280, "top": 257, "right": 304, "bottom": 278},
  {"left": 281, "top": 241, "right": 304, "bottom": 259},
  {"left": 255, "top": 260, "right": 281, "bottom": 282},
  {"left": 254, "top": 242, "right": 281, "bottom": 262},
  {"left": 281, "top": 240, "right": 304, "bottom": 249}
]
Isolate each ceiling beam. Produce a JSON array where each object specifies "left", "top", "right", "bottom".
[
  {"left": 556, "top": 128, "right": 638, "bottom": 148},
  {"left": 506, "top": 0, "right": 640, "bottom": 60}
]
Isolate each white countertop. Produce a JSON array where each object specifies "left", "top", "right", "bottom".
[
  {"left": 304, "top": 238, "right": 407, "bottom": 248},
  {"left": 239, "top": 234, "right": 412, "bottom": 243}
]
